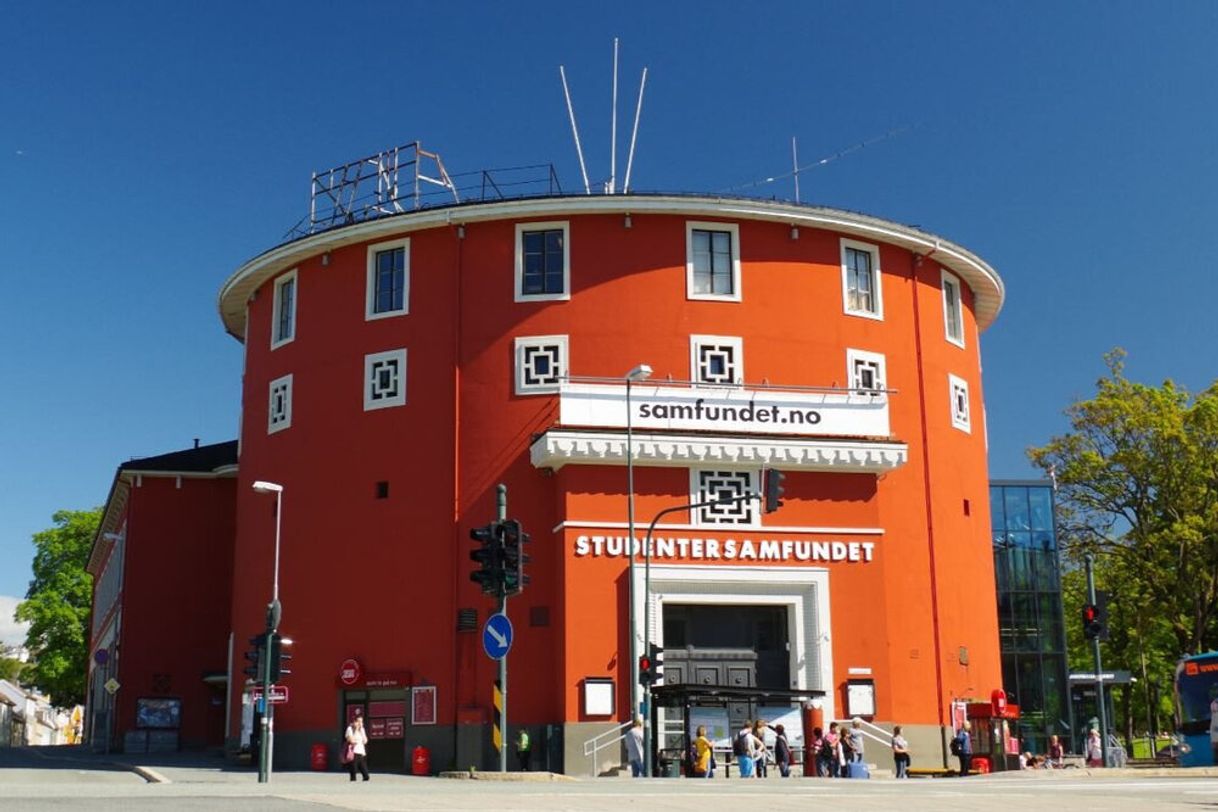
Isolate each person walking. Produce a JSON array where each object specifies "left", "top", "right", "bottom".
[
  {"left": 734, "top": 720, "right": 756, "bottom": 778},
  {"left": 1085, "top": 727, "right": 1103, "bottom": 767},
  {"left": 344, "top": 715, "right": 370, "bottom": 782},
  {"left": 692, "top": 725, "right": 714, "bottom": 778},
  {"left": 516, "top": 727, "right": 532, "bottom": 771},
  {"left": 772, "top": 723, "right": 792, "bottom": 777},
  {"left": 626, "top": 717, "right": 645, "bottom": 777},
  {"left": 849, "top": 718, "right": 866, "bottom": 764},
  {"left": 953, "top": 721, "right": 972, "bottom": 777},
  {"left": 753, "top": 720, "right": 769, "bottom": 778},
  {"left": 891, "top": 725, "right": 910, "bottom": 778}
]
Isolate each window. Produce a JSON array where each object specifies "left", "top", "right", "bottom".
[
  {"left": 271, "top": 269, "right": 297, "bottom": 349},
  {"left": 268, "top": 374, "right": 293, "bottom": 434},
  {"left": 949, "top": 373, "right": 970, "bottom": 432},
  {"left": 364, "top": 349, "right": 407, "bottom": 411},
  {"left": 846, "top": 348, "right": 886, "bottom": 394},
  {"left": 692, "top": 469, "right": 758, "bottom": 527},
  {"left": 365, "top": 238, "right": 410, "bottom": 320},
  {"left": 515, "top": 221, "right": 570, "bottom": 301},
  {"left": 942, "top": 269, "right": 965, "bottom": 347},
  {"left": 690, "top": 335, "right": 743, "bottom": 385},
  {"left": 515, "top": 335, "right": 568, "bottom": 394},
  {"left": 686, "top": 221, "right": 741, "bottom": 301},
  {"left": 841, "top": 239, "right": 883, "bottom": 319}
]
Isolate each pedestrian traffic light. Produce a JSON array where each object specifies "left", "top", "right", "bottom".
[
  {"left": 469, "top": 522, "right": 504, "bottom": 596},
  {"left": 501, "top": 519, "right": 532, "bottom": 597},
  {"left": 243, "top": 635, "right": 264, "bottom": 681},
  {"left": 764, "top": 469, "right": 786, "bottom": 514},
  {"left": 268, "top": 633, "right": 292, "bottom": 682},
  {"left": 638, "top": 652, "right": 654, "bottom": 685},
  {"left": 1094, "top": 591, "right": 1110, "bottom": 641},
  {"left": 1082, "top": 603, "right": 1103, "bottom": 640}
]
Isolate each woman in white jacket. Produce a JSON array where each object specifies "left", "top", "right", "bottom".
[{"left": 345, "top": 716, "right": 370, "bottom": 781}]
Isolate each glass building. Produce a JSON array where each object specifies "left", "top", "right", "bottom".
[{"left": 990, "top": 480, "right": 1072, "bottom": 754}]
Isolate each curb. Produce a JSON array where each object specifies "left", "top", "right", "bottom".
[{"left": 128, "top": 764, "right": 172, "bottom": 784}]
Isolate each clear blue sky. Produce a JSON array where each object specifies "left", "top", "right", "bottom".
[{"left": 2, "top": 1, "right": 1216, "bottom": 616}]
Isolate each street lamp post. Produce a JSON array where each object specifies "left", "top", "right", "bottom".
[
  {"left": 624, "top": 364, "right": 651, "bottom": 754},
  {"left": 251, "top": 480, "right": 283, "bottom": 784}
]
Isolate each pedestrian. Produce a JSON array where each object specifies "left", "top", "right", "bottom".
[
  {"left": 809, "top": 726, "right": 827, "bottom": 777},
  {"left": 1085, "top": 727, "right": 1102, "bottom": 767},
  {"left": 838, "top": 722, "right": 854, "bottom": 776},
  {"left": 824, "top": 722, "right": 842, "bottom": 778},
  {"left": 344, "top": 715, "right": 370, "bottom": 782},
  {"left": 626, "top": 717, "right": 645, "bottom": 777},
  {"left": 1047, "top": 734, "right": 1064, "bottom": 768},
  {"left": 952, "top": 721, "right": 972, "bottom": 777},
  {"left": 753, "top": 720, "right": 768, "bottom": 778},
  {"left": 772, "top": 723, "right": 792, "bottom": 777},
  {"left": 849, "top": 718, "right": 866, "bottom": 764},
  {"left": 891, "top": 725, "right": 910, "bottom": 778},
  {"left": 734, "top": 720, "right": 756, "bottom": 778},
  {"left": 516, "top": 727, "right": 531, "bottom": 771},
  {"left": 692, "top": 725, "right": 714, "bottom": 778}
]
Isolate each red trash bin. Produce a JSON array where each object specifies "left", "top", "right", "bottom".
[
  {"left": 310, "top": 742, "right": 328, "bottom": 771},
  {"left": 412, "top": 745, "right": 430, "bottom": 776},
  {"left": 970, "top": 755, "right": 992, "bottom": 774}
]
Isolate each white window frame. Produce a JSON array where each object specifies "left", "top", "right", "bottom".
[
  {"left": 514, "top": 221, "right": 571, "bottom": 302},
  {"left": 270, "top": 268, "right": 297, "bottom": 350},
  {"left": 949, "top": 373, "right": 971, "bottom": 433},
  {"left": 840, "top": 238, "right": 884, "bottom": 320},
  {"left": 846, "top": 348, "right": 887, "bottom": 395},
  {"left": 941, "top": 269, "right": 965, "bottom": 348},
  {"left": 515, "top": 335, "right": 569, "bottom": 395},
  {"left": 365, "top": 237, "right": 411, "bottom": 321},
  {"left": 364, "top": 348, "right": 407, "bottom": 411},
  {"left": 690, "top": 334, "right": 744, "bottom": 386},
  {"left": 690, "top": 468, "right": 760, "bottom": 529},
  {"left": 686, "top": 221, "right": 742, "bottom": 302},
  {"left": 268, "top": 374, "right": 293, "bottom": 434}
]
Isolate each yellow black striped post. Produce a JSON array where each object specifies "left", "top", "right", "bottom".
[{"left": 493, "top": 679, "right": 503, "bottom": 753}]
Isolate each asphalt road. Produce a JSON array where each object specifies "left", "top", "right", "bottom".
[{"left": 3, "top": 747, "right": 1218, "bottom": 811}]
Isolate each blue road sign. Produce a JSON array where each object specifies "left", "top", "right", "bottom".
[{"left": 482, "top": 613, "right": 514, "bottom": 660}]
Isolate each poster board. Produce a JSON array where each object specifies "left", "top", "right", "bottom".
[
  {"left": 689, "top": 706, "right": 732, "bottom": 749},
  {"left": 757, "top": 705, "right": 804, "bottom": 748}
]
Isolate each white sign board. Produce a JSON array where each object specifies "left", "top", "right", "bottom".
[
  {"left": 757, "top": 705, "right": 805, "bottom": 749},
  {"left": 689, "top": 706, "right": 733, "bottom": 749},
  {"left": 559, "top": 383, "right": 889, "bottom": 438}
]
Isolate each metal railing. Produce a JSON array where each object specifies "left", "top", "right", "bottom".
[
  {"left": 836, "top": 717, "right": 893, "bottom": 751},
  {"left": 583, "top": 720, "right": 633, "bottom": 778}
]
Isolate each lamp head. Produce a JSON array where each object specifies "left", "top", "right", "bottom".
[
  {"left": 625, "top": 364, "right": 653, "bottom": 382},
  {"left": 252, "top": 480, "right": 284, "bottom": 494}
]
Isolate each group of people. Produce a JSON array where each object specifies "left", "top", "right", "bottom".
[{"left": 804, "top": 718, "right": 896, "bottom": 777}]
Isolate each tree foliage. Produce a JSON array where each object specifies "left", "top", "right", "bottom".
[
  {"left": 1030, "top": 350, "right": 1218, "bottom": 739},
  {"left": 15, "top": 508, "right": 99, "bottom": 706}
]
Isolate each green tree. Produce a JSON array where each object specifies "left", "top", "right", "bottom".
[
  {"left": 15, "top": 508, "right": 99, "bottom": 706},
  {"left": 1030, "top": 350, "right": 1218, "bottom": 743}
]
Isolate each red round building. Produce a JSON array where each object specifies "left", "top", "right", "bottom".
[{"left": 219, "top": 193, "right": 1004, "bottom": 773}]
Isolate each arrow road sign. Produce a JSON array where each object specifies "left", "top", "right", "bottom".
[{"left": 482, "top": 613, "right": 514, "bottom": 660}]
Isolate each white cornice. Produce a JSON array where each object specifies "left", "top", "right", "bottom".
[
  {"left": 529, "top": 429, "right": 908, "bottom": 473},
  {"left": 218, "top": 195, "right": 1003, "bottom": 340}
]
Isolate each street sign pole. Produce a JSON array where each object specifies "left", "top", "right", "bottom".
[
  {"left": 1085, "top": 553, "right": 1108, "bottom": 766},
  {"left": 497, "top": 483, "right": 508, "bottom": 774}
]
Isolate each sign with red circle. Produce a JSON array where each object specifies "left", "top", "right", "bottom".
[{"left": 339, "top": 658, "right": 363, "bottom": 686}]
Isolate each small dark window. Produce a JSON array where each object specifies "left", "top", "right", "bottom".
[
  {"left": 963, "top": 498, "right": 971, "bottom": 516},
  {"left": 373, "top": 247, "right": 406, "bottom": 313},
  {"left": 529, "top": 606, "right": 550, "bottom": 627},
  {"left": 376, "top": 481, "right": 390, "bottom": 499}
]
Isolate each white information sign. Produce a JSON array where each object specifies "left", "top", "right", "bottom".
[
  {"left": 559, "top": 383, "right": 889, "bottom": 438},
  {"left": 689, "top": 706, "right": 733, "bottom": 749}
]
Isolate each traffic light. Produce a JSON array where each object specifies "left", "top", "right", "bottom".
[
  {"left": 243, "top": 635, "right": 264, "bottom": 681},
  {"left": 268, "top": 633, "right": 292, "bottom": 682},
  {"left": 764, "top": 469, "right": 786, "bottom": 514},
  {"left": 638, "top": 652, "right": 653, "bottom": 685},
  {"left": 648, "top": 642, "right": 663, "bottom": 685},
  {"left": 469, "top": 522, "right": 504, "bottom": 596},
  {"left": 1082, "top": 603, "right": 1103, "bottom": 640},
  {"left": 1094, "top": 591, "right": 1110, "bottom": 641},
  {"left": 501, "top": 519, "right": 532, "bottom": 597}
]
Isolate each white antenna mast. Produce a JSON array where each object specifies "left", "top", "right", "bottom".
[
  {"left": 792, "top": 136, "right": 801, "bottom": 203},
  {"left": 623, "top": 67, "right": 648, "bottom": 193},
  {"left": 609, "top": 38, "right": 619, "bottom": 194},
  {"left": 559, "top": 65, "right": 592, "bottom": 195}
]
